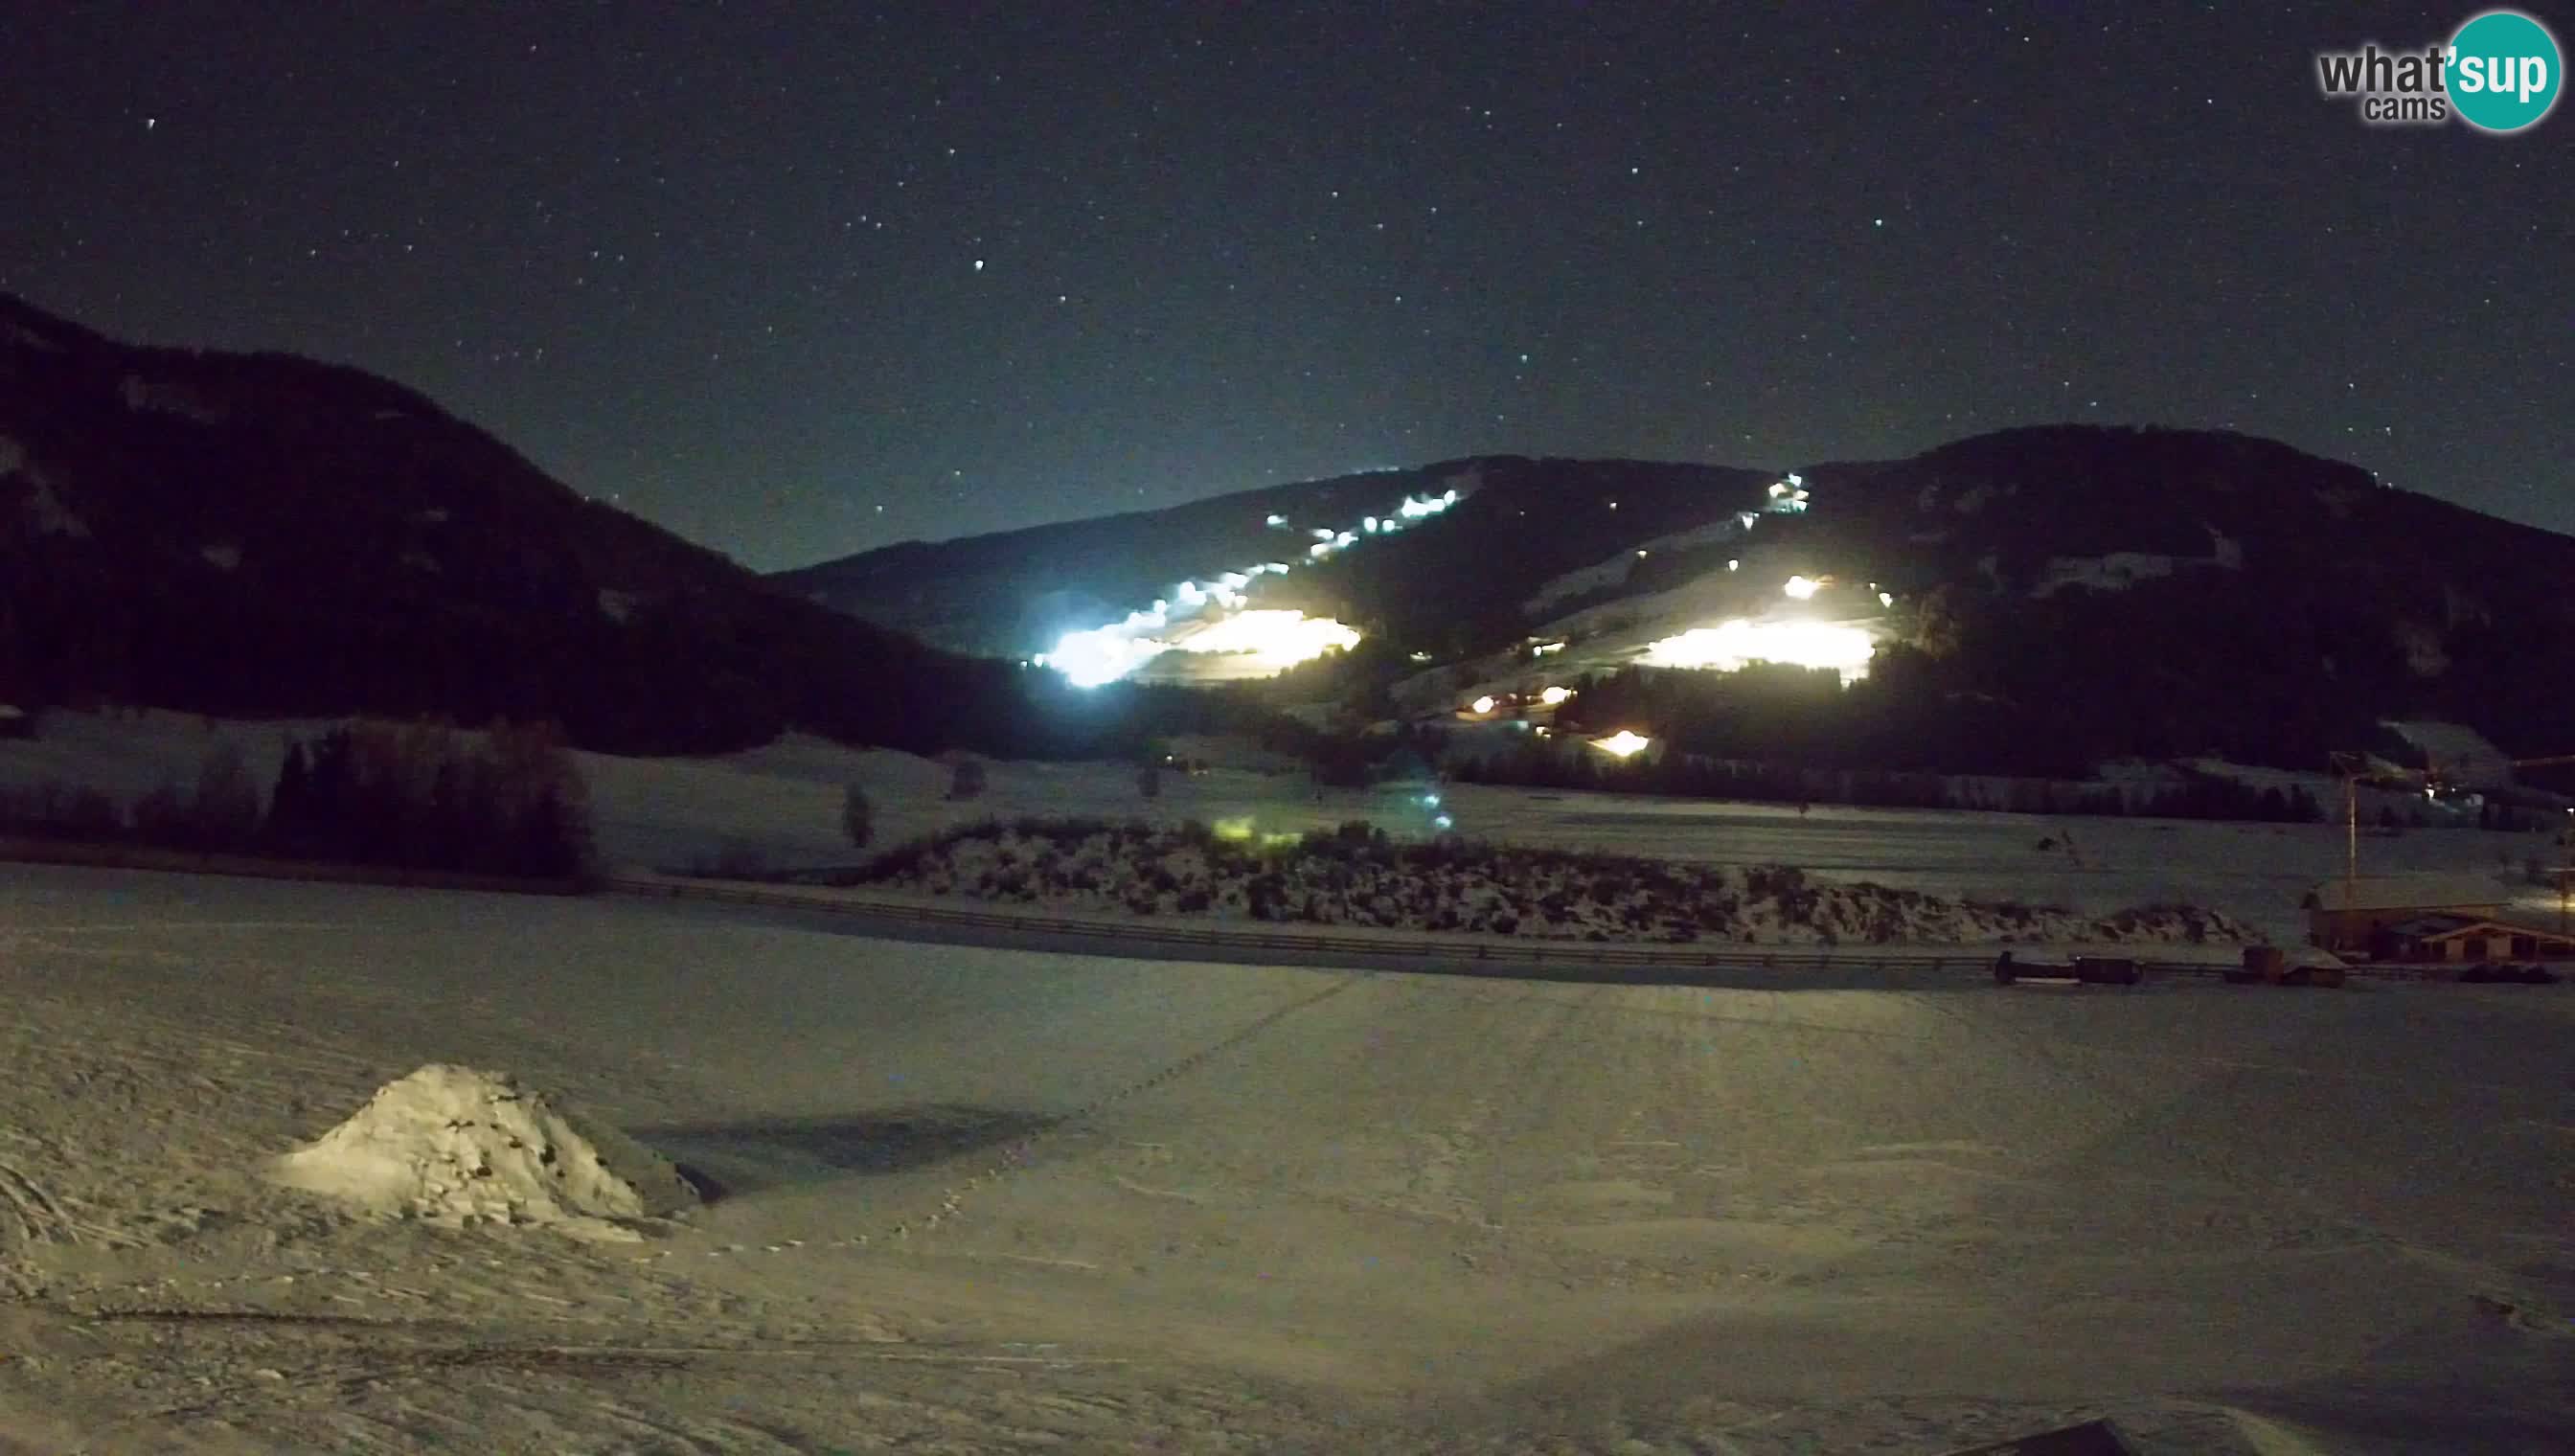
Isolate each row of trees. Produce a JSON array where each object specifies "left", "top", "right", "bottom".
[
  {"left": 1445, "top": 742, "right": 2327, "bottom": 823},
  {"left": 0, "top": 719, "right": 596, "bottom": 880},
  {"left": 0, "top": 543, "right": 1324, "bottom": 762},
  {"left": 264, "top": 720, "right": 594, "bottom": 878}
]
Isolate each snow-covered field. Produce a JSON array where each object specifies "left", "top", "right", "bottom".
[
  {"left": 2, "top": 862, "right": 2570, "bottom": 1452},
  {"left": 7, "top": 709, "right": 2564, "bottom": 949}
]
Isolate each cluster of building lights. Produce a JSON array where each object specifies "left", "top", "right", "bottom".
[{"left": 1466, "top": 684, "right": 1575, "bottom": 717}]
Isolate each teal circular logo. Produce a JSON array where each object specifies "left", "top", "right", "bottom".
[{"left": 2448, "top": 10, "right": 2562, "bottom": 132}]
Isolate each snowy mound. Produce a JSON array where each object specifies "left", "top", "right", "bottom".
[{"left": 270, "top": 1064, "right": 698, "bottom": 1240}]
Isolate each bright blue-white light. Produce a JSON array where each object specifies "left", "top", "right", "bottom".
[{"left": 1043, "top": 486, "right": 1475, "bottom": 687}]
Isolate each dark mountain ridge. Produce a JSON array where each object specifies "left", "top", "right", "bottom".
[
  {"left": 11, "top": 288, "right": 2570, "bottom": 778},
  {"left": 0, "top": 293, "right": 1168, "bottom": 758},
  {"left": 776, "top": 455, "right": 1779, "bottom": 657},
  {"left": 781, "top": 423, "right": 2575, "bottom": 772}
]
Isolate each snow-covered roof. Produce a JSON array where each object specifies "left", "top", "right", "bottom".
[
  {"left": 2384, "top": 915, "right": 2575, "bottom": 945},
  {"left": 2381, "top": 914, "right": 2481, "bottom": 939},
  {"left": 2305, "top": 873, "right": 2508, "bottom": 911}
]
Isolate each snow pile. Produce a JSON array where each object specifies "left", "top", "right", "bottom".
[
  {"left": 270, "top": 1064, "right": 698, "bottom": 1240},
  {"left": 856, "top": 820, "right": 2260, "bottom": 946}
]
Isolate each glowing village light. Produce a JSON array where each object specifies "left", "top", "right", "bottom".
[
  {"left": 1046, "top": 485, "right": 1470, "bottom": 687},
  {"left": 1538, "top": 685, "right": 1573, "bottom": 705},
  {"left": 1640, "top": 620, "right": 1878, "bottom": 682},
  {"left": 1165, "top": 608, "right": 1359, "bottom": 668},
  {"left": 1433, "top": 813, "right": 1454, "bottom": 830},
  {"left": 1048, "top": 594, "right": 1362, "bottom": 687},
  {"left": 1046, "top": 626, "right": 1174, "bottom": 687},
  {"left": 1879, "top": 590, "right": 1895, "bottom": 607},
  {"left": 1532, "top": 640, "right": 1566, "bottom": 655},
  {"left": 1591, "top": 730, "right": 1652, "bottom": 759},
  {"left": 1783, "top": 575, "right": 1820, "bottom": 601}
]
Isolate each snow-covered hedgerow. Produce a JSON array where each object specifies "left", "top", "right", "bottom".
[{"left": 835, "top": 817, "right": 2257, "bottom": 946}]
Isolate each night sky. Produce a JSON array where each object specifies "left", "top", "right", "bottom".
[{"left": 7, "top": 3, "right": 2567, "bottom": 571}]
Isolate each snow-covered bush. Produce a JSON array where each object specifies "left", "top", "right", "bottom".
[{"left": 850, "top": 817, "right": 2259, "bottom": 947}]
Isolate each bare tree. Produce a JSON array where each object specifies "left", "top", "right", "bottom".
[{"left": 842, "top": 783, "right": 875, "bottom": 849}]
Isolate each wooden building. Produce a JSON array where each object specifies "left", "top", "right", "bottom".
[
  {"left": 2373, "top": 914, "right": 2575, "bottom": 964},
  {"left": 2302, "top": 873, "right": 2505, "bottom": 951}
]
